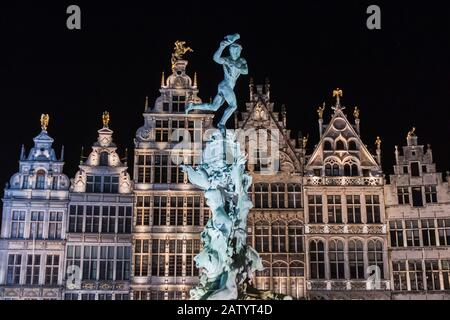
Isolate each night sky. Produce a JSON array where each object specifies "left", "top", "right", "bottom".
[{"left": 0, "top": 1, "right": 449, "bottom": 190}]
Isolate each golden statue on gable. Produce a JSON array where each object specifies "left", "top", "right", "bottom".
[
  {"left": 317, "top": 103, "right": 325, "bottom": 119},
  {"left": 407, "top": 127, "right": 416, "bottom": 138},
  {"left": 171, "top": 41, "right": 193, "bottom": 69},
  {"left": 102, "top": 111, "right": 110, "bottom": 128},
  {"left": 40, "top": 114, "right": 49, "bottom": 131},
  {"left": 354, "top": 106, "right": 360, "bottom": 119}
]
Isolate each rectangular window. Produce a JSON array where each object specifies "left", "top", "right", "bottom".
[
  {"left": 287, "top": 184, "right": 302, "bottom": 208},
  {"left": 86, "top": 175, "right": 118, "bottom": 193},
  {"left": 99, "top": 246, "right": 114, "bottom": 280},
  {"left": 425, "top": 260, "right": 441, "bottom": 291},
  {"left": 26, "top": 254, "right": 41, "bottom": 285},
  {"left": 421, "top": 219, "right": 436, "bottom": 246},
  {"left": 392, "top": 261, "right": 407, "bottom": 291},
  {"left": 68, "top": 205, "right": 84, "bottom": 233},
  {"left": 170, "top": 196, "right": 184, "bottom": 226},
  {"left": 64, "top": 293, "right": 79, "bottom": 300},
  {"left": 424, "top": 186, "right": 438, "bottom": 204},
  {"left": 48, "top": 211, "right": 63, "bottom": 239},
  {"left": 81, "top": 294, "right": 96, "bottom": 300},
  {"left": 397, "top": 187, "right": 410, "bottom": 205},
  {"left": 151, "top": 239, "right": 166, "bottom": 276},
  {"left": 116, "top": 246, "right": 131, "bottom": 281},
  {"left": 412, "top": 187, "right": 423, "bottom": 207},
  {"left": 152, "top": 196, "right": 167, "bottom": 226},
  {"left": 438, "top": 219, "right": 450, "bottom": 246},
  {"left": 85, "top": 205, "right": 100, "bottom": 233},
  {"left": 253, "top": 183, "right": 269, "bottom": 208},
  {"left": 82, "top": 246, "right": 98, "bottom": 280},
  {"left": 389, "top": 220, "right": 404, "bottom": 247},
  {"left": 408, "top": 261, "right": 424, "bottom": 291},
  {"left": 346, "top": 195, "right": 361, "bottom": 224},
  {"left": 154, "top": 155, "right": 169, "bottom": 183},
  {"left": 117, "top": 206, "right": 132, "bottom": 233},
  {"left": 45, "top": 255, "right": 59, "bottom": 285},
  {"left": 30, "top": 211, "right": 44, "bottom": 239},
  {"left": 327, "top": 195, "right": 342, "bottom": 223},
  {"left": 366, "top": 195, "right": 381, "bottom": 223},
  {"left": 172, "top": 95, "right": 186, "bottom": 112},
  {"left": 136, "top": 196, "right": 151, "bottom": 227},
  {"left": 134, "top": 239, "right": 150, "bottom": 277},
  {"left": 405, "top": 220, "right": 420, "bottom": 247},
  {"left": 137, "top": 155, "right": 152, "bottom": 183},
  {"left": 443, "top": 260, "right": 450, "bottom": 290},
  {"left": 10, "top": 210, "right": 25, "bottom": 238},
  {"left": 155, "top": 120, "right": 169, "bottom": 142},
  {"left": 170, "top": 154, "right": 184, "bottom": 184},
  {"left": 186, "top": 196, "right": 201, "bottom": 226},
  {"left": 308, "top": 195, "right": 323, "bottom": 223},
  {"left": 7, "top": 254, "right": 22, "bottom": 285},
  {"left": 101, "top": 206, "right": 117, "bottom": 233},
  {"left": 271, "top": 183, "right": 285, "bottom": 208}
]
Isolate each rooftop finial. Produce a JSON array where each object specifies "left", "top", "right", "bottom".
[
  {"left": 161, "top": 71, "right": 165, "bottom": 87},
  {"left": 102, "top": 111, "right": 110, "bottom": 128},
  {"left": 375, "top": 136, "right": 382, "bottom": 149},
  {"left": 407, "top": 127, "right": 416, "bottom": 138},
  {"left": 40, "top": 114, "right": 49, "bottom": 131},
  {"left": 302, "top": 134, "right": 309, "bottom": 149},
  {"left": 354, "top": 106, "right": 360, "bottom": 119},
  {"left": 333, "top": 88, "right": 343, "bottom": 106},
  {"left": 171, "top": 40, "right": 193, "bottom": 70},
  {"left": 144, "top": 96, "right": 149, "bottom": 111},
  {"left": 193, "top": 72, "right": 198, "bottom": 87},
  {"left": 80, "top": 146, "right": 84, "bottom": 164}
]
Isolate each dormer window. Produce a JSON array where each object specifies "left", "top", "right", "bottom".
[
  {"left": 99, "top": 152, "right": 109, "bottom": 166},
  {"left": 35, "top": 170, "right": 46, "bottom": 189},
  {"left": 172, "top": 95, "right": 186, "bottom": 112}
]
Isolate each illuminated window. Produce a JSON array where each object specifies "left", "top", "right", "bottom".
[
  {"left": 327, "top": 195, "right": 342, "bottom": 223},
  {"left": 366, "top": 195, "right": 381, "bottom": 223},
  {"left": 134, "top": 239, "right": 150, "bottom": 277},
  {"left": 368, "top": 239, "right": 384, "bottom": 278},
  {"left": 26, "top": 254, "right": 41, "bottom": 285},
  {"left": 408, "top": 261, "right": 424, "bottom": 291},
  {"left": 10, "top": 210, "right": 25, "bottom": 238},
  {"left": 155, "top": 120, "right": 169, "bottom": 142},
  {"left": 308, "top": 195, "right": 323, "bottom": 223},
  {"left": 287, "top": 184, "right": 302, "bottom": 208},
  {"left": 45, "top": 255, "right": 59, "bottom": 285},
  {"left": 137, "top": 155, "right": 151, "bottom": 183},
  {"left": 309, "top": 240, "right": 325, "bottom": 279},
  {"left": 329, "top": 240, "right": 345, "bottom": 279},
  {"left": 48, "top": 211, "right": 63, "bottom": 239},
  {"left": 392, "top": 261, "right": 407, "bottom": 291},
  {"left": 271, "top": 221, "right": 286, "bottom": 253},
  {"left": 36, "top": 170, "right": 46, "bottom": 189},
  {"left": 346, "top": 195, "right": 361, "bottom": 224},
  {"left": 7, "top": 254, "right": 22, "bottom": 285},
  {"left": 255, "top": 221, "right": 270, "bottom": 252},
  {"left": 151, "top": 239, "right": 165, "bottom": 276},
  {"left": 349, "top": 239, "right": 364, "bottom": 279},
  {"left": 288, "top": 221, "right": 303, "bottom": 253},
  {"left": 271, "top": 183, "right": 285, "bottom": 208}
]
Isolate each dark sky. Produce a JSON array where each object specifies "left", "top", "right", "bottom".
[{"left": 0, "top": 0, "right": 449, "bottom": 188}]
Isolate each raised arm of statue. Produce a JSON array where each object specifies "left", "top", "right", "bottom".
[{"left": 213, "top": 34, "right": 240, "bottom": 65}]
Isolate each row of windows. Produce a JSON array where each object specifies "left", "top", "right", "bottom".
[
  {"left": 64, "top": 293, "right": 129, "bottom": 300},
  {"left": 22, "top": 170, "right": 65, "bottom": 190},
  {"left": 133, "top": 290, "right": 184, "bottom": 300},
  {"left": 136, "top": 154, "right": 185, "bottom": 184},
  {"left": 252, "top": 220, "right": 303, "bottom": 253},
  {"left": 66, "top": 245, "right": 131, "bottom": 281},
  {"left": 308, "top": 239, "right": 384, "bottom": 280},
  {"left": 392, "top": 260, "right": 450, "bottom": 291},
  {"left": 68, "top": 205, "right": 132, "bottom": 233},
  {"left": 10, "top": 211, "right": 63, "bottom": 239},
  {"left": 389, "top": 219, "right": 450, "bottom": 247},
  {"left": 308, "top": 194, "right": 381, "bottom": 224},
  {"left": 252, "top": 183, "right": 302, "bottom": 209},
  {"left": 134, "top": 239, "right": 200, "bottom": 277},
  {"left": 323, "top": 140, "right": 358, "bottom": 151},
  {"left": 154, "top": 119, "right": 201, "bottom": 142},
  {"left": 86, "top": 175, "right": 119, "bottom": 193},
  {"left": 397, "top": 186, "right": 437, "bottom": 207},
  {"left": 400, "top": 161, "right": 429, "bottom": 177},
  {"left": 6, "top": 254, "right": 60, "bottom": 285},
  {"left": 135, "top": 195, "right": 209, "bottom": 227}
]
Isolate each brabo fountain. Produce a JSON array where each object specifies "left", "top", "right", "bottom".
[{"left": 183, "top": 34, "right": 291, "bottom": 300}]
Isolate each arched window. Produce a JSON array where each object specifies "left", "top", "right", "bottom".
[
  {"left": 272, "top": 261, "right": 288, "bottom": 295},
  {"left": 272, "top": 261, "right": 288, "bottom": 277},
  {"left": 35, "top": 170, "right": 46, "bottom": 189},
  {"left": 309, "top": 240, "right": 325, "bottom": 279},
  {"left": 99, "top": 152, "right": 109, "bottom": 166},
  {"left": 344, "top": 164, "right": 351, "bottom": 176},
  {"left": 349, "top": 140, "right": 357, "bottom": 150},
  {"left": 255, "top": 221, "right": 270, "bottom": 253},
  {"left": 324, "top": 141, "right": 332, "bottom": 151},
  {"left": 349, "top": 239, "right": 364, "bottom": 279},
  {"left": 255, "top": 261, "right": 270, "bottom": 291},
  {"left": 329, "top": 239, "right": 345, "bottom": 279},
  {"left": 256, "top": 261, "right": 271, "bottom": 277},
  {"left": 289, "top": 261, "right": 304, "bottom": 277},
  {"left": 336, "top": 140, "right": 345, "bottom": 151},
  {"left": 271, "top": 221, "right": 286, "bottom": 252},
  {"left": 351, "top": 164, "right": 359, "bottom": 176},
  {"left": 325, "top": 164, "right": 332, "bottom": 176},
  {"left": 332, "top": 164, "right": 340, "bottom": 176},
  {"left": 368, "top": 239, "right": 384, "bottom": 278},
  {"left": 288, "top": 221, "right": 303, "bottom": 253}
]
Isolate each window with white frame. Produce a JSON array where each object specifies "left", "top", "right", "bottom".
[
  {"left": 30, "top": 211, "right": 44, "bottom": 239},
  {"left": 327, "top": 195, "right": 342, "bottom": 224},
  {"left": 117, "top": 206, "right": 132, "bottom": 233},
  {"left": 253, "top": 183, "right": 269, "bottom": 208},
  {"left": 186, "top": 239, "right": 200, "bottom": 277},
  {"left": 255, "top": 221, "right": 270, "bottom": 252},
  {"left": 151, "top": 239, "right": 166, "bottom": 276},
  {"left": 271, "top": 183, "right": 285, "bottom": 208},
  {"left": 172, "top": 95, "right": 186, "bottom": 112},
  {"left": 82, "top": 246, "right": 98, "bottom": 280},
  {"left": 421, "top": 219, "right": 436, "bottom": 246},
  {"left": 309, "top": 240, "right": 325, "bottom": 279},
  {"left": 45, "top": 255, "right": 59, "bottom": 285},
  {"left": 397, "top": 187, "right": 410, "bottom": 205},
  {"left": 405, "top": 220, "right": 420, "bottom": 247},
  {"left": 26, "top": 254, "right": 41, "bottom": 285},
  {"left": 287, "top": 183, "right": 301, "bottom": 208},
  {"left": 85, "top": 205, "right": 100, "bottom": 233},
  {"left": 134, "top": 239, "right": 150, "bottom": 277},
  {"left": 152, "top": 196, "right": 167, "bottom": 226},
  {"left": 169, "top": 196, "right": 184, "bottom": 226},
  {"left": 186, "top": 196, "right": 201, "bottom": 226},
  {"left": 155, "top": 120, "right": 169, "bottom": 142},
  {"left": 438, "top": 219, "right": 450, "bottom": 246},
  {"left": 101, "top": 206, "right": 116, "bottom": 233},
  {"left": 442, "top": 260, "right": 450, "bottom": 290},
  {"left": 116, "top": 246, "right": 131, "bottom": 281},
  {"left": 86, "top": 175, "right": 119, "bottom": 193},
  {"left": 271, "top": 221, "right": 286, "bottom": 253},
  {"left": 98, "top": 246, "right": 114, "bottom": 280},
  {"left": 10, "top": 210, "right": 25, "bottom": 238},
  {"left": 346, "top": 195, "right": 361, "bottom": 224},
  {"left": 368, "top": 239, "right": 384, "bottom": 278},
  {"left": 36, "top": 170, "right": 46, "bottom": 189},
  {"left": 389, "top": 220, "right": 404, "bottom": 247},
  {"left": 136, "top": 196, "right": 151, "bottom": 226},
  {"left": 170, "top": 154, "right": 184, "bottom": 184},
  {"left": 288, "top": 221, "right": 303, "bottom": 253},
  {"left": 7, "top": 254, "right": 22, "bottom": 285},
  {"left": 289, "top": 261, "right": 304, "bottom": 277},
  {"left": 349, "top": 239, "right": 364, "bottom": 279},
  {"left": 48, "top": 211, "right": 63, "bottom": 239},
  {"left": 408, "top": 261, "right": 424, "bottom": 291},
  {"left": 154, "top": 154, "right": 169, "bottom": 183},
  {"left": 66, "top": 245, "right": 81, "bottom": 275},
  {"left": 329, "top": 239, "right": 345, "bottom": 279},
  {"left": 137, "top": 155, "right": 151, "bottom": 183},
  {"left": 308, "top": 195, "right": 323, "bottom": 223},
  {"left": 424, "top": 186, "right": 437, "bottom": 204},
  {"left": 68, "top": 205, "right": 84, "bottom": 232},
  {"left": 425, "top": 260, "right": 440, "bottom": 291},
  {"left": 366, "top": 195, "right": 381, "bottom": 223},
  {"left": 392, "top": 261, "right": 407, "bottom": 291}
]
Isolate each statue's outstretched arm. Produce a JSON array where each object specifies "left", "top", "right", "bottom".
[{"left": 213, "top": 42, "right": 227, "bottom": 65}]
